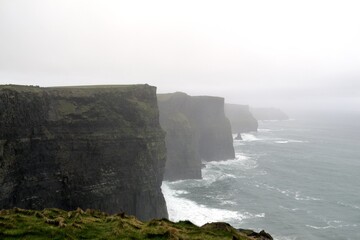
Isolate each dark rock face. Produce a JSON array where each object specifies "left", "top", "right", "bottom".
[
  {"left": 250, "top": 107, "right": 289, "bottom": 121},
  {"left": 235, "top": 133, "right": 242, "bottom": 140},
  {"left": 158, "top": 92, "right": 235, "bottom": 181},
  {"left": 225, "top": 103, "right": 258, "bottom": 133},
  {"left": 238, "top": 228, "right": 273, "bottom": 240},
  {"left": 0, "top": 84, "right": 168, "bottom": 221}
]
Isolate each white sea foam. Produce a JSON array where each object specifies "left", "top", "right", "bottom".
[
  {"left": 295, "top": 191, "right": 321, "bottom": 201},
  {"left": 161, "top": 182, "right": 264, "bottom": 226},
  {"left": 233, "top": 141, "right": 245, "bottom": 146},
  {"left": 337, "top": 201, "right": 360, "bottom": 210},
  {"left": 219, "top": 200, "right": 237, "bottom": 206},
  {"left": 279, "top": 205, "right": 302, "bottom": 212},
  {"left": 260, "top": 183, "right": 321, "bottom": 201},
  {"left": 241, "top": 133, "right": 305, "bottom": 144},
  {"left": 306, "top": 225, "right": 333, "bottom": 229},
  {"left": 173, "top": 190, "right": 189, "bottom": 195},
  {"left": 199, "top": 169, "right": 237, "bottom": 186},
  {"left": 275, "top": 139, "right": 306, "bottom": 144},
  {"left": 205, "top": 155, "right": 248, "bottom": 166},
  {"left": 204, "top": 154, "right": 258, "bottom": 171},
  {"left": 306, "top": 221, "right": 357, "bottom": 230},
  {"left": 241, "top": 133, "right": 261, "bottom": 142}
]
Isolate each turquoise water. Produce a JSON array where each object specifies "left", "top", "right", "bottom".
[{"left": 162, "top": 113, "right": 360, "bottom": 240}]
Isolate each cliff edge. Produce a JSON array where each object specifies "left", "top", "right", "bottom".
[
  {"left": 158, "top": 92, "right": 235, "bottom": 181},
  {"left": 0, "top": 208, "right": 273, "bottom": 240},
  {"left": 225, "top": 103, "right": 258, "bottom": 133},
  {"left": 0, "top": 84, "right": 167, "bottom": 221}
]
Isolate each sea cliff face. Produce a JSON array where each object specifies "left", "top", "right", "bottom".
[
  {"left": 225, "top": 103, "right": 258, "bottom": 133},
  {"left": 0, "top": 84, "right": 167, "bottom": 221},
  {"left": 158, "top": 92, "right": 235, "bottom": 181}
]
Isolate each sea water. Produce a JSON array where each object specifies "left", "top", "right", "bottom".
[{"left": 162, "top": 112, "right": 360, "bottom": 240}]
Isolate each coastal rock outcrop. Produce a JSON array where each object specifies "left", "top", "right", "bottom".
[
  {"left": 158, "top": 92, "right": 235, "bottom": 181},
  {"left": 0, "top": 84, "right": 167, "bottom": 221},
  {"left": 225, "top": 103, "right": 258, "bottom": 133}
]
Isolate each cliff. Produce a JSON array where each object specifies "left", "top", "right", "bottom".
[
  {"left": 225, "top": 103, "right": 258, "bottom": 133},
  {"left": 0, "top": 208, "right": 273, "bottom": 240},
  {"left": 0, "top": 84, "right": 167, "bottom": 221},
  {"left": 250, "top": 107, "right": 289, "bottom": 121},
  {"left": 158, "top": 92, "right": 235, "bottom": 181}
]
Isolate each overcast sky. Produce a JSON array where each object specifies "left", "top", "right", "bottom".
[{"left": 0, "top": 0, "right": 359, "bottom": 112}]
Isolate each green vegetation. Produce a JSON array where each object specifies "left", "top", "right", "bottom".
[{"left": 0, "top": 208, "right": 271, "bottom": 240}]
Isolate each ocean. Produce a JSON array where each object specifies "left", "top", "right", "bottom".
[{"left": 162, "top": 112, "right": 360, "bottom": 240}]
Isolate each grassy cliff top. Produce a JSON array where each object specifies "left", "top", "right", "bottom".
[
  {"left": 158, "top": 92, "right": 224, "bottom": 102},
  {"left": 0, "top": 84, "right": 154, "bottom": 92},
  {"left": 0, "top": 208, "right": 272, "bottom": 240},
  {"left": 0, "top": 84, "right": 157, "bottom": 100}
]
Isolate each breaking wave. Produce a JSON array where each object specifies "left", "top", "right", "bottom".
[{"left": 161, "top": 182, "right": 264, "bottom": 227}]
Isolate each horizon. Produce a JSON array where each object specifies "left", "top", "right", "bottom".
[{"left": 1, "top": 0, "right": 360, "bottom": 113}]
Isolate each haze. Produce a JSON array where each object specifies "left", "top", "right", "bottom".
[{"left": 1, "top": 0, "right": 359, "bottom": 113}]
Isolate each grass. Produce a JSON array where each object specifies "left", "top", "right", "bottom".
[
  {"left": 0, "top": 84, "right": 155, "bottom": 97},
  {"left": 0, "top": 208, "right": 271, "bottom": 240}
]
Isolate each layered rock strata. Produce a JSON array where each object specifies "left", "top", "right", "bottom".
[
  {"left": 0, "top": 84, "right": 167, "bottom": 221},
  {"left": 158, "top": 92, "right": 235, "bottom": 181}
]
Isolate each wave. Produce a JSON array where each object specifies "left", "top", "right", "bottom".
[
  {"left": 258, "top": 183, "right": 321, "bottom": 201},
  {"left": 295, "top": 192, "right": 321, "bottom": 201},
  {"left": 306, "top": 221, "right": 358, "bottom": 230},
  {"left": 336, "top": 201, "right": 360, "bottom": 211},
  {"left": 306, "top": 224, "right": 334, "bottom": 230},
  {"left": 200, "top": 170, "right": 237, "bottom": 185},
  {"left": 241, "top": 133, "right": 261, "bottom": 142},
  {"left": 274, "top": 139, "right": 307, "bottom": 144},
  {"left": 279, "top": 205, "right": 302, "bottom": 212},
  {"left": 233, "top": 142, "right": 245, "bottom": 146},
  {"left": 161, "top": 182, "right": 264, "bottom": 226},
  {"left": 204, "top": 154, "right": 258, "bottom": 170},
  {"left": 239, "top": 133, "right": 306, "bottom": 144},
  {"left": 219, "top": 200, "right": 237, "bottom": 206}
]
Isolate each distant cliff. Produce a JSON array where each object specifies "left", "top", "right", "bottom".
[
  {"left": 0, "top": 84, "right": 167, "bottom": 221},
  {"left": 225, "top": 103, "right": 258, "bottom": 133},
  {"left": 158, "top": 92, "right": 235, "bottom": 181},
  {"left": 251, "top": 107, "right": 289, "bottom": 121}
]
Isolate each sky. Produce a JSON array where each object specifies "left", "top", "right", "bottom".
[{"left": 0, "top": 0, "right": 359, "bottom": 112}]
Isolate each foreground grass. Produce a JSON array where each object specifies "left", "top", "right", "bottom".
[{"left": 0, "top": 208, "right": 272, "bottom": 240}]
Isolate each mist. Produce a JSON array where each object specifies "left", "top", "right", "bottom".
[{"left": 1, "top": 0, "right": 360, "bottom": 113}]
